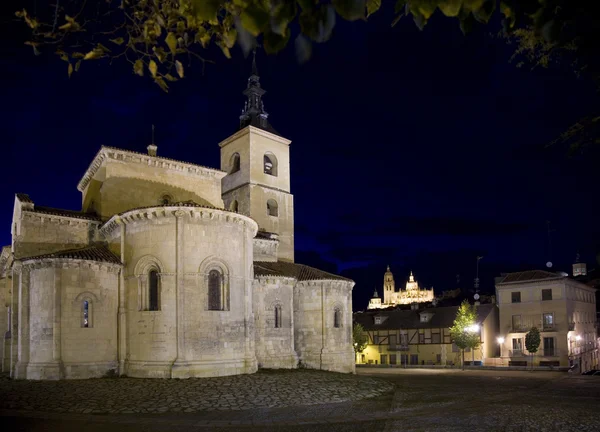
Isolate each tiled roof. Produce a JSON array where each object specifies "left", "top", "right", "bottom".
[
  {"left": 21, "top": 245, "right": 122, "bottom": 264},
  {"left": 254, "top": 261, "right": 352, "bottom": 282},
  {"left": 31, "top": 206, "right": 102, "bottom": 221},
  {"left": 16, "top": 193, "right": 33, "bottom": 203},
  {"left": 255, "top": 231, "right": 278, "bottom": 241},
  {"left": 497, "top": 270, "right": 565, "bottom": 285},
  {"left": 354, "top": 303, "right": 496, "bottom": 331}
]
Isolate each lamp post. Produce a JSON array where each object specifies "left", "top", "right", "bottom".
[{"left": 497, "top": 336, "right": 505, "bottom": 364}]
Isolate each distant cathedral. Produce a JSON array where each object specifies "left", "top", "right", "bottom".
[{"left": 368, "top": 266, "right": 434, "bottom": 309}]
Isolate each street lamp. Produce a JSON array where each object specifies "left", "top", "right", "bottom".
[{"left": 497, "top": 336, "right": 505, "bottom": 361}]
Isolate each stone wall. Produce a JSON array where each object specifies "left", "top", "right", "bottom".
[
  {"left": 252, "top": 238, "right": 278, "bottom": 262},
  {"left": 293, "top": 280, "right": 355, "bottom": 374},
  {"left": 12, "top": 260, "right": 120, "bottom": 380},
  {"left": 13, "top": 211, "right": 98, "bottom": 260},
  {"left": 79, "top": 149, "right": 226, "bottom": 218},
  {"left": 253, "top": 277, "right": 298, "bottom": 369},
  {"left": 102, "top": 206, "right": 258, "bottom": 378}
]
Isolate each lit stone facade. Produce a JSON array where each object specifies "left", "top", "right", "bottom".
[
  {"left": 0, "top": 63, "right": 355, "bottom": 380},
  {"left": 367, "top": 267, "right": 434, "bottom": 309}
]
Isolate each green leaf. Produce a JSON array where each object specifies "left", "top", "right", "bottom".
[
  {"left": 438, "top": 0, "right": 463, "bottom": 17},
  {"left": 149, "top": 60, "right": 158, "bottom": 78},
  {"left": 219, "top": 43, "right": 232, "bottom": 59},
  {"left": 394, "top": 0, "right": 407, "bottom": 14},
  {"left": 134, "top": 59, "right": 144, "bottom": 77},
  {"left": 240, "top": 5, "right": 270, "bottom": 36},
  {"left": 154, "top": 77, "right": 169, "bottom": 93},
  {"left": 68, "top": 63, "right": 73, "bottom": 78},
  {"left": 109, "top": 37, "right": 125, "bottom": 45},
  {"left": 263, "top": 27, "right": 291, "bottom": 54},
  {"left": 191, "top": 0, "right": 221, "bottom": 23},
  {"left": 75, "top": 60, "right": 81, "bottom": 72},
  {"left": 366, "top": 0, "right": 381, "bottom": 18},
  {"left": 473, "top": 0, "right": 495, "bottom": 24},
  {"left": 165, "top": 32, "right": 178, "bottom": 54},
  {"left": 83, "top": 48, "right": 103, "bottom": 60},
  {"left": 223, "top": 27, "right": 237, "bottom": 49},
  {"left": 299, "top": 5, "right": 336, "bottom": 43},
  {"left": 175, "top": 60, "right": 184, "bottom": 78},
  {"left": 195, "top": 27, "right": 212, "bottom": 48},
  {"left": 332, "top": 0, "right": 366, "bottom": 21},
  {"left": 164, "top": 74, "right": 178, "bottom": 82},
  {"left": 271, "top": 1, "right": 297, "bottom": 35}
]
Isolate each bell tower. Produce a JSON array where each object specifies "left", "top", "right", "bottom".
[
  {"left": 383, "top": 265, "right": 395, "bottom": 305},
  {"left": 219, "top": 50, "right": 294, "bottom": 262}
]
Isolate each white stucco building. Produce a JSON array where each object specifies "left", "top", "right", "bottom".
[{"left": 0, "top": 58, "right": 355, "bottom": 380}]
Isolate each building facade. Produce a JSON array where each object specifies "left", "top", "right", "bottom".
[
  {"left": 0, "top": 58, "right": 355, "bottom": 380},
  {"left": 368, "top": 267, "right": 434, "bottom": 309},
  {"left": 354, "top": 304, "right": 498, "bottom": 366},
  {"left": 495, "top": 270, "right": 598, "bottom": 372}
]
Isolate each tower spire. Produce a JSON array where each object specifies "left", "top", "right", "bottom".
[{"left": 238, "top": 47, "right": 279, "bottom": 135}]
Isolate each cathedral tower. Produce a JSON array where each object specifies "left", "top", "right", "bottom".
[
  {"left": 219, "top": 50, "right": 294, "bottom": 262},
  {"left": 383, "top": 265, "right": 395, "bottom": 305}
]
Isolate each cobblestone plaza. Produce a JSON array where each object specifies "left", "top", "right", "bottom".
[{"left": 1, "top": 368, "right": 600, "bottom": 431}]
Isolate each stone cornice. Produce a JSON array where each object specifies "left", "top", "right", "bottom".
[
  {"left": 100, "top": 205, "right": 258, "bottom": 240},
  {"left": 254, "top": 275, "right": 296, "bottom": 284},
  {"left": 295, "top": 280, "right": 355, "bottom": 289},
  {"left": 218, "top": 125, "right": 291, "bottom": 148},
  {"left": 22, "top": 210, "right": 102, "bottom": 226},
  {"left": 77, "top": 146, "right": 227, "bottom": 192},
  {"left": 18, "top": 258, "right": 122, "bottom": 273}
]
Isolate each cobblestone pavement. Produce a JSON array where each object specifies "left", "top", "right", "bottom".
[
  {"left": 2, "top": 368, "right": 600, "bottom": 431},
  {"left": 0, "top": 369, "right": 393, "bottom": 414}
]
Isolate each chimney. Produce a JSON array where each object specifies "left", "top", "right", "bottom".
[{"left": 147, "top": 144, "right": 157, "bottom": 157}]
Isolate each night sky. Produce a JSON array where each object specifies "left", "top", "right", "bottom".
[{"left": 2, "top": 4, "right": 599, "bottom": 311}]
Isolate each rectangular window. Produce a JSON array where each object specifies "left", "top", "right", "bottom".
[
  {"left": 512, "top": 338, "right": 523, "bottom": 354},
  {"left": 400, "top": 354, "right": 408, "bottom": 365},
  {"left": 511, "top": 292, "right": 521, "bottom": 303},
  {"left": 361, "top": 354, "right": 365, "bottom": 363},
  {"left": 512, "top": 315, "right": 522, "bottom": 331},
  {"left": 373, "top": 335, "right": 380, "bottom": 344},
  {"left": 390, "top": 354, "right": 397, "bottom": 365},
  {"left": 374, "top": 316, "right": 383, "bottom": 325},
  {"left": 542, "top": 289, "right": 552, "bottom": 301},
  {"left": 380, "top": 354, "right": 387, "bottom": 365},
  {"left": 432, "top": 333, "right": 441, "bottom": 344},
  {"left": 410, "top": 354, "right": 419, "bottom": 365},
  {"left": 543, "top": 313, "right": 554, "bottom": 328},
  {"left": 436, "top": 354, "right": 442, "bottom": 364},
  {"left": 419, "top": 333, "right": 425, "bottom": 344},
  {"left": 543, "top": 337, "right": 555, "bottom": 356},
  {"left": 452, "top": 343, "right": 459, "bottom": 353}
]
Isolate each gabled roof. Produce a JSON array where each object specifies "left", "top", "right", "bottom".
[
  {"left": 254, "top": 261, "right": 352, "bottom": 282},
  {"left": 354, "top": 303, "right": 496, "bottom": 331},
  {"left": 497, "top": 270, "right": 565, "bottom": 285},
  {"left": 20, "top": 245, "right": 121, "bottom": 265}
]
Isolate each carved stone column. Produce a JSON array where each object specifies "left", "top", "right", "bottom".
[
  {"left": 52, "top": 265, "right": 64, "bottom": 378},
  {"left": 9, "top": 262, "right": 21, "bottom": 378}
]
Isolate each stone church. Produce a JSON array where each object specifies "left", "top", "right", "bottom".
[{"left": 0, "top": 57, "right": 355, "bottom": 380}]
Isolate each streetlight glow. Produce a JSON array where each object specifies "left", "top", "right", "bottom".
[
  {"left": 497, "top": 336, "right": 505, "bottom": 344},
  {"left": 465, "top": 324, "right": 480, "bottom": 333},
  {"left": 575, "top": 335, "right": 582, "bottom": 341}
]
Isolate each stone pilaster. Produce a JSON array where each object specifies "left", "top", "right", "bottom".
[
  {"left": 14, "top": 264, "right": 29, "bottom": 379},
  {"left": 117, "top": 218, "right": 127, "bottom": 375},
  {"left": 173, "top": 210, "right": 186, "bottom": 369}
]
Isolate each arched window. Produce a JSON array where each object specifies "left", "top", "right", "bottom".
[
  {"left": 267, "top": 199, "right": 278, "bottom": 217},
  {"left": 274, "top": 305, "right": 282, "bottom": 328},
  {"left": 263, "top": 153, "right": 278, "bottom": 176},
  {"left": 334, "top": 308, "right": 342, "bottom": 328},
  {"left": 230, "top": 153, "right": 241, "bottom": 174},
  {"left": 208, "top": 269, "right": 222, "bottom": 310},
  {"left": 149, "top": 270, "right": 160, "bottom": 311},
  {"left": 82, "top": 300, "right": 91, "bottom": 328},
  {"left": 160, "top": 194, "right": 173, "bottom": 206},
  {"left": 230, "top": 200, "right": 239, "bottom": 212}
]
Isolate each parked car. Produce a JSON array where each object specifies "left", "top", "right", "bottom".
[{"left": 581, "top": 369, "right": 600, "bottom": 376}]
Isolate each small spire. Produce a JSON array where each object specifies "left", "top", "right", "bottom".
[
  {"left": 372, "top": 289, "right": 379, "bottom": 298},
  {"left": 147, "top": 124, "right": 157, "bottom": 157},
  {"left": 252, "top": 47, "right": 258, "bottom": 76},
  {"left": 386, "top": 264, "right": 390, "bottom": 271}
]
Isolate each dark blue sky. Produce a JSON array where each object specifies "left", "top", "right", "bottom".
[{"left": 2, "top": 4, "right": 599, "bottom": 310}]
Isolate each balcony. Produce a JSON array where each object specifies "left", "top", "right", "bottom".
[
  {"left": 509, "top": 349, "right": 525, "bottom": 357},
  {"left": 541, "top": 324, "right": 557, "bottom": 332}
]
